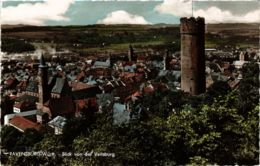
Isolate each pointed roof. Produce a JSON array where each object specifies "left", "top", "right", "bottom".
[
  {"left": 129, "top": 44, "right": 134, "bottom": 53},
  {"left": 129, "top": 44, "right": 133, "bottom": 49},
  {"left": 39, "top": 54, "right": 47, "bottom": 68},
  {"left": 51, "top": 77, "right": 65, "bottom": 94}
]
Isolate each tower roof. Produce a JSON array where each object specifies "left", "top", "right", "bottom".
[
  {"left": 129, "top": 45, "right": 133, "bottom": 51},
  {"left": 39, "top": 54, "right": 47, "bottom": 68}
]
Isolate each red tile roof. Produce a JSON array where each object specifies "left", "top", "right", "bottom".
[
  {"left": 122, "top": 61, "right": 135, "bottom": 66},
  {"left": 170, "top": 59, "right": 179, "bottom": 65},
  {"left": 5, "top": 78, "right": 15, "bottom": 86},
  {"left": 143, "top": 86, "right": 154, "bottom": 94},
  {"left": 17, "top": 81, "right": 28, "bottom": 91},
  {"left": 9, "top": 116, "right": 42, "bottom": 132},
  {"left": 9, "top": 95, "right": 17, "bottom": 100},
  {"left": 74, "top": 98, "right": 97, "bottom": 113},
  {"left": 137, "top": 56, "right": 146, "bottom": 61},
  {"left": 47, "top": 96, "right": 75, "bottom": 117},
  {"left": 75, "top": 99, "right": 87, "bottom": 110},
  {"left": 132, "top": 91, "right": 141, "bottom": 97},
  {"left": 125, "top": 91, "right": 141, "bottom": 102},
  {"left": 76, "top": 71, "right": 86, "bottom": 81},
  {"left": 70, "top": 82, "right": 95, "bottom": 91},
  {"left": 153, "top": 82, "right": 169, "bottom": 92}
]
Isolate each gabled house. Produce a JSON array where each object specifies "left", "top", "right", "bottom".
[
  {"left": 9, "top": 115, "right": 42, "bottom": 132},
  {"left": 16, "top": 80, "right": 28, "bottom": 92},
  {"left": 72, "top": 85, "right": 102, "bottom": 115},
  {"left": 86, "top": 68, "right": 112, "bottom": 79},
  {"left": 24, "top": 80, "right": 39, "bottom": 97},
  {"left": 4, "top": 76, "right": 19, "bottom": 90},
  {"left": 92, "top": 58, "right": 111, "bottom": 69},
  {"left": 113, "top": 103, "right": 130, "bottom": 125},
  {"left": 124, "top": 91, "right": 141, "bottom": 111},
  {"left": 13, "top": 95, "right": 38, "bottom": 113},
  {"left": 96, "top": 93, "right": 114, "bottom": 113},
  {"left": 48, "top": 116, "right": 67, "bottom": 135}
]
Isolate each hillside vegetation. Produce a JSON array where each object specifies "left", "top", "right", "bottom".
[{"left": 2, "top": 23, "right": 258, "bottom": 55}]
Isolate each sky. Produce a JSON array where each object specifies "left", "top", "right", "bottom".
[{"left": 1, "top": 0, "right": 260, "bottom": 25}]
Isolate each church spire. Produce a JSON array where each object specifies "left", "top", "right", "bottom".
[
  {"left": 39, "top": 54, "right": 47, "bottom": 68},
  {"left": 128, "top": 45, "right": 134, "bottom": 61},
  {"left": 38, "top": 54, "right": 49, "bottom": 105}
]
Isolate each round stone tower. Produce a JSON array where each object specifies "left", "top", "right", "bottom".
[{"left": 180, "top": 17, "right": 205, "bottom": 95}]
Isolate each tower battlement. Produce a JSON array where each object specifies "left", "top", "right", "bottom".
[{"left": 180, "top": 17, "right": 205, "bottom": 34}]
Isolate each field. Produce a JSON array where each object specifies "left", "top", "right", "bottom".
[{"left": 2, "top": 23, "right": 259, "bottom": 55}]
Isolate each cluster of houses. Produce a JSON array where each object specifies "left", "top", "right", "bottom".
[{"left": 1, "top": 46, "right": 258, "bottom": 135}]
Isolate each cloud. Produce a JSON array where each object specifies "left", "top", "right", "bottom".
[
  {"left": 195, "top": 7, "right": 260, "bottom": 23},
  {"left": 97, "top": 10, "right": 150, "bottom": 25},
  {"left": 155, "top": 0, "right": 192, "bottom": 17},
  {"left": 1, "top": 0, "right": 74, "bottom": 25},
  {"left": 155, "top": 0, "right": 260, "bottom": 23}
]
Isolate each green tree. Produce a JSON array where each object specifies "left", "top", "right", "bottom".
[
  {"left": 1, "top": 126, "right": 22, "bottom": 151},
  {"left": 15, "top": 128, "right": 43, "bottom": 151},
  {"left": 6, "top": 133, "right": 65, "bottom": 166},
  {"left": 71, "top": 111, "right": 170, "bottom": 165},
  {"left": 71, "top": 113, "right": 117, "bottom": 165},
  {"left": 2, "top": 38, "right": 35, "bottom": 53},
  {"left": 166, "top": 91, "right": 259, "bottom": 165},
  {"left": 62, "top": 115, "right": 96, "bottom": 146},
  {"left": 237, "top": 62, "right": 259, "bottom": 115},
  {"left": 1, "top": 95, "right": 15, "bottom": 124},
  {"left": 204, "top": 80, "right": 231, "bottom": 104},
  {"left": 32, "top": 132, "right": 66, "bottom": 165}
]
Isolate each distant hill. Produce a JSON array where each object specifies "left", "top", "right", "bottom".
[
  {"left": 2, "top": 23, "right": 258, "bottom": 36},
  {"left": 1, "top": 24, "right": 180, "bottom": 43},
  {"left": 2, "top": 23, "right": 258, "bottom": 55},
  {"left": 2, "top": 24, "right": 36, "bottom": 29},
  {"left": 206, "top": 23, "right": 259, "bottom": 37}
]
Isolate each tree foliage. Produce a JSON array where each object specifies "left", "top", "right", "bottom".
[
  {"left": 1, "top": 126, "right": 22, "bottom": 151},
  {"left": 166, "top": 92, "right": 259, "bottom": 165},
  {"left": 2, "top": 38, "right": 35, "bottom": 53},
  {"left": 237, "top": 62, "right": 259, "bottom": 115}
]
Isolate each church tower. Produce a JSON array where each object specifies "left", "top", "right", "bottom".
[
  {"left": 38, "top": 54, "right": 49, "bottom": 105},
  {"left": 128, "top": 45, "right": 134, "bottom": 61},
  {"left": 163, "top": 49, "right": 171, "bottom": 70},
  {"left": 180, "top": 17, "right": 205, "bottom": 95}
]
